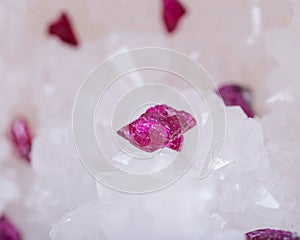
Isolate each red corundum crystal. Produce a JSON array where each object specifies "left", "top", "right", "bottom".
[
  {"left": 118, "top": 104, "right": 196, "bottom": 152},
  {"left": 48, "top": 12, "right": 79, "bottom": 46},
  {"left": 246, "top": 229, "right": 300, "bottom": 240},
  {"left": 162, "top": 0, "right": 186, "bottom": 33},
  {"left": 0, "top": 216, "right": 22, "bottom": 240},
  {"left": 10, "top": 118, "right": 32, "bottom": 162},
  {"left": 217, "top": 84, "right": 254, "bottom": 118}
]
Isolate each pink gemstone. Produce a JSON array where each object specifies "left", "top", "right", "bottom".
[
  {"left": 217, "top": 84, "right": 254, "bottom": 118},
  {"left": 117, "top": 104, "right": 196, "bottom": 152},
  {"left": 0, "top": 216, "right": 22, "bottom": 240},
  {"left": 10, "top": 117, "right": 32, "bottom": 163},
  {"left": 246, "top": 229, "right": 300, "bottom": 240},
  {"left": 162, "top": 0, "right": 187, "bottom": 33},
  {"left": 48, "top": 12, "right": 79, "bottom": 47}
]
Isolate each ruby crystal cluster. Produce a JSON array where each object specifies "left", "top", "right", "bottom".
[
  {"left": 246, "top": 229, "right": 300, "bottom": 240},
  {"left": 217, "top": 84, "right": 255, "bottom": 118},
  {"left": 117, "top": 104, "right": 196, "bottom": 152},
  {"left": 0, "top": 216, "right": 21, "bottom": 240},
  {"left": 10, "top": 118, "right": 32, "bottom": 162},
  {"left": 48, "top": 13, "right": 79, "bottom": 46}
]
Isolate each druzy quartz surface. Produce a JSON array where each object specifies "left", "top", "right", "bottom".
[{"left": 117, "top": 104, "right": 197, "bottom": 152}]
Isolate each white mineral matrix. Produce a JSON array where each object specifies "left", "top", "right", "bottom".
[{"left": 0, "top": 0, "right": 299, "bottom": 240}]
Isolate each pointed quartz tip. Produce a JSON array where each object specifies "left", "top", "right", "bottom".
[
  {"left": 246, "top": 229, "right": 300, "bottom": 240},
  {"left": 117, "top": 104, "right": 196, "bottom": 153},
  {"left": 217, "top": 84, "right": 255, "bottom": 118}
]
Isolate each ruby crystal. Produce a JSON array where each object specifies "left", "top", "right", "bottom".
[
  {"left": 117, "top": 104, "right": 196, "bottom": 152},
  {"left": 0, "top": 216, "right": 21, "bottom": 240},
  {"left": 10, "top": 118, "right": 32, "bottom": 162},
  {"left": 162, "top": 0, "right": 186, "bottom": 33},
  {"left": 246, "top": 229, "right": 300, "bottom": 240},
  {"left": 48, "top": 12, "right": 79, "bottom": 46},
  {"left": 217, "top": 84, "right": 254, "bottom": 118}
]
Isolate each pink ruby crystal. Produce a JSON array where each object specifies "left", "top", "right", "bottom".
[
  {"left": 117, "top": 104, "right": 196, "bottom": 152},
  {"left": 217, "top": 84, "right": 254, "bottom": 118},
  {"left": 10, "top": 117, "right": 32, "bottom": 162},
  {"left": 162, "top": 0, "right": 186, "bottom": 33},
  {"left": 0, "top": 216, "right": 21, "bottom": 240},
  {"left": 48, "top": 12, "right": 79, "bottom": 47},
  {"left": 246, "top": 229, "right": 300, "bottom": 240}
]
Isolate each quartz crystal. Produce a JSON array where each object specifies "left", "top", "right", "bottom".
[
  {"left": 24, "top": 119, "right": 98, "bottom": 239},
  {"left": 117, "top": 104, "right": 196, "bottom": 152},
  {"left": 0, "top": 0, "right": 298, "bottom": 239},
  {"left": 50, "top": 107, "right": 278, "bottom": 240},
  {"left": 48, "top": 13, "right": 79, "bottom": 46}
]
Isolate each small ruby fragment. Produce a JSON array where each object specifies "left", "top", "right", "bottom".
[
  {"left": 117, "top": 104, "right": 196, "bottom": 152},
  {"left": 0, "top": 216, "right": 22, "bottom": 240},
  {"left": 48, "top": 12, "right": 79, "bottom": 47},
  {"left": 162, "top": 0, "right": 187, "bottom": 33},
  {"left": 217, "top": 84, "right": 255, "bottom": 118},
  {"left": 246, "top": 229, "right": 300, "bottom": 240},
  {"left": 10, "top": 117, "right": 32, "bottom": 163}
]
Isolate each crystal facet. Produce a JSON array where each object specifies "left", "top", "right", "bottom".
[
  {"left": 217, "top": 84, "right": 254, "bottom": 118},
  {"left": 10, "top": 118, "right": 32, "bottom": 163},
  {"left": 117, "top": 104, "right": 196, "bottom": 152},
  {"left": 162, "top": 0, "right": 186, "bottom": 33},
  {"left": 48, "top": 13, "right": 79, "bottom": 47},
  {"left": 246, "top": 229, "right": 300, "bottom": 240},
  {"left": 0, "top": 216, "right": 21, "bottom": 240}
]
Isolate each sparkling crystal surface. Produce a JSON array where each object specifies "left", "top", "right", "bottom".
[{"left": 117, "top": 104, "right": 197, "bottom": 152}]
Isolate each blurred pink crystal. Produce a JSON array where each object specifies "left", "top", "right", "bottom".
[
  {"left": 162, "top": 0, "right": 186, "bottom": 33},
  {"left": 218, "top": 84, "right": 254, "bottom": 118},
  {"left": 0, "top": 216, "right": 22, "bottom": 240},
  {"left": 117, "top": 104, "right": 196, "bottom": 152},
  {"left": 10, "top": 118, "right": 32, "bottom": 163},
  {"left": 48, "top": 12, "right": 79, "bottom": 47},
  {"left": 246, "top": 229, "right": 300, "bottom": 240}
]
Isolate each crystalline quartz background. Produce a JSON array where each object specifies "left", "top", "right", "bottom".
[{"left": 0, "top": 0, "right": 300, "bottom": 239}]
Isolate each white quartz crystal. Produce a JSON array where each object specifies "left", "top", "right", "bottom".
[
  {"left": 0, "top": 0, "right": 299, "bottom": 239},
  {"left": 49, "top": 107, "right": 290, "bottom": 239}
]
